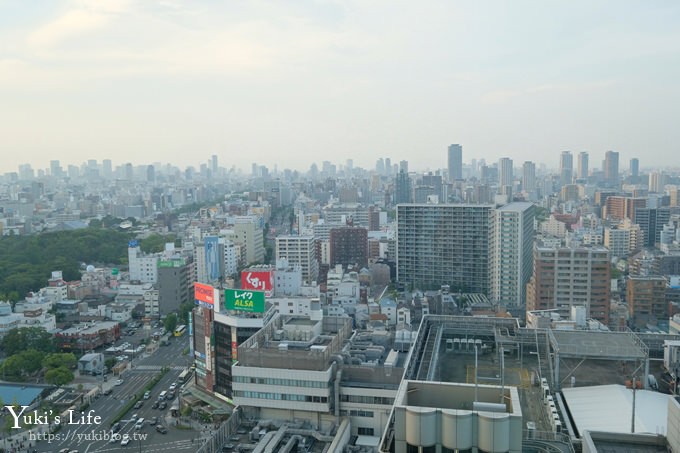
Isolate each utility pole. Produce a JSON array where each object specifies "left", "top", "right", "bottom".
[{"left": 631, "top": 376, "right": 636, "bottom": 433}]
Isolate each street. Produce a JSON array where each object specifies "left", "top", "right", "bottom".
[{"left": 30, "top": 333, "right": 202, "bottom": 453}]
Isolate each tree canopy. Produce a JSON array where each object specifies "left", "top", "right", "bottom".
[
  {"left": 1, "top": 327, "right": 55, "bottom": 355},
  {"left": 164, "top": 313, "right": 178, "bottom": 333},
  {"left": 44, "top": 367, "right": 74, "bottom": 386}
]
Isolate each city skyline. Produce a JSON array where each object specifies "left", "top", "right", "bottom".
[{"left": 2, "top": 2, "right": 680, "bottom": 174}]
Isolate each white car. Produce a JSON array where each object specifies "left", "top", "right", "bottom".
[
  {"left": 169, "top": 383, "right": 177, "bottom": 391},
  {"left": 120, "top": 434, "right": 131, "bottom": 446},
  {"left": 115, "top": 379, "right": 124, "bottom": 386}
]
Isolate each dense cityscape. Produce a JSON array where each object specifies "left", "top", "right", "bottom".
[{"left": 0, "top": 148, "right": 679, "bottom": 453}]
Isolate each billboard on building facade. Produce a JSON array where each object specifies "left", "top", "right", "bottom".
[
  {"left": 205, "top": 236, "right": 220, "bottom": 282},
  {"left": 241, "top": 270, "right": 274, "bottom": 297},
  {"left": 224, "top": 289, "right": 265, "bottom": 313},
  {"left": 194, "top": 283, "right": 215, "bottom": 309}
]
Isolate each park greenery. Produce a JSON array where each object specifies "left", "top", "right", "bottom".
[
  {"left": 0, "top": 226, "right": 181, "bottom": 301},
  {"left": 0, "top": 228, "right": 132, "bottom": 300},
  {"left": 1, "top": 326, "right": 55, "bottom": 355}
]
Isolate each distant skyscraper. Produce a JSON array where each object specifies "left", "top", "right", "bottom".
[
  {"left": 49, "top": 160, "right": 62, "bottom": 178},
  {"left": 385, "top": 158, "right": 392, "bottom": 176},
  {"left": 559, "top": 151, "right": 573, "bottom": 186},
  {"left": 376, "top": 158, "right": 385, "bottom": 175},
  {"left": 447, "top": 144, "right": 463, "bottom": 181},
  {"left": 394, "top": 170, "right": 413, "bottom": 204},
  {"left": 522, "top": 161, "right": 536, "bottom": 192},
  {"left": 399, "top": 160, "right": 408, "bottom": 173},
  {"left": 577, "top": 152, "right": 589, "bottom": 180},
  {"left": 498, "top": 157, "right": 513, "bottom": 191},
  {"left": 604, "top": 150, "right": 619, "bottom": 187},
  {"left": 211, "top": 155, "right": 218, "bottom": 174},
  {"left": 630, "top": 158, "right": 639, "bottom": 178},
  {"left": 102, "top": 159, "right": 112, "bottom": 179}
]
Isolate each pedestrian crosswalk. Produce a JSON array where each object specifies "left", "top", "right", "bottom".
[{"left": 133, "top": 365, "right": 185, "bottom": 371}]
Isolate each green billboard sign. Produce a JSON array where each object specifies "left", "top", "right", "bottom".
[{"left": 224, "top": 289, "right": 265, "bottom": 313}]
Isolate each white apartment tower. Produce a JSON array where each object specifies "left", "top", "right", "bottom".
[
  {"left": 491, "top": 202, "right": 536, "bottom": 307},
  {"left": 275, "top": 235, "right": 319, "bottom": 284}
]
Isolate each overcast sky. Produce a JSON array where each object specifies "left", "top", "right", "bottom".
[{"left": 1, "top": 0, "right": 679, "bottom": 175}]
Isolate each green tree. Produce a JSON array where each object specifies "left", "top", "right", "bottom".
[
  {"left": 45, "top": 366, "right": 74, "bottom": 386},
  {"left": 42, "top": 352, "right": 77, "bottom": 370},
  {"left": 1, "top": 327, "right": 55, "bottom": 355},
  {"left": 140, "top": 234, "right": 177, "bottom": 254},
  {"left": 105, "top": 357, "right": 116, "bottom": 371},
  {"left": 164, "top": 313, "right": 178, "bottom": 333},
  {"left": 178, "top": 302, "right": 193, "bottom": 325}
]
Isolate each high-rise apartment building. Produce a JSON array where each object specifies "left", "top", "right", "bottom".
[
  {"left": 447, "top": 144, "right": 463, "bottom": 181},
  {"left": 491, "top": 202, "right": 535, "bottom": 307},
  {"left": 603, "top": 196, "right": 647, "bottom": 221},
  {"left": 604, "top": 219, "right": 643, "bottom": 258},
  {"left": 604, "top": 150, "right": 620, "bottom": 187},
  {"left": 522, "top": 161, "right": 536, "bottom": 193},
  {"left": 577, "top": 152, "right": 589, "bottom": 180},
  {"left": 397, "top": 204, "right": 494, "bottom": 293},
  {"left": 526, "top": 245, "right": 611, "bottom": 325},
  {"left": 275, "top": 235, "right": 319, "bottom": 284},
  {"left": 560, "top": 151, "right": 573, "bottom": 186},
  {"left": 649, "top": 172, "right": 665, "bottom": 193}
]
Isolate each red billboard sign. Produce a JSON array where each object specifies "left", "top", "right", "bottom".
[
  {"left": 241, "top": 270, "right": 274, "bottom": 297},
  {"left": 194, "top": 283, "right": 215, "bottom": 308}
]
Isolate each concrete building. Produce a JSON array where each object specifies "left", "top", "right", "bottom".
[
  {"left": 526, "top": 245, "right": 611, "bottom": 325},
  {"left": 157, "top": 258, "right": 192, "bottom": 317},
  {"left": 397, "top": 204, "right": 494, "bottom": 293},
  {"left": 627, "top": 275, "right": 668, "bottom": 327},
  {"left": 491, "top": 202, "right": 536, "bottom": 308},
  {"left": 228, "top": 219, "right": 265, "bottom": 265},
  {"left": 127, "top": 240, "right": 159, "bottom": 284},
  {"left": 212, "top": 306, "right": 276, "bottom": 401},
  {"left": 635, "top": 207, "right": 680, "bottom": 247},
  {"left": 604, "top": 219, "right": 644, "bottom": 258},
  {"left": 603, "top": 196, "right": 647, "bottom": 222},
  {"left": 276, "top": 235, "right": 319, "bottom": 284},
  {"left": 329, "top": 226, "right": 368, "bottom": 269}
]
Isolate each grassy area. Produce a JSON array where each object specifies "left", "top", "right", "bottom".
[{"left": 110, "top": 367, "right": 169, "bottom": 426}]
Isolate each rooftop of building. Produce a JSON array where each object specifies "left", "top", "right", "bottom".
[
  {"left": 496, "top": 201, "right": 535, "bottom": 211},
  {"left": 59, "top": 320, "right": 119, "bottom": 335}
]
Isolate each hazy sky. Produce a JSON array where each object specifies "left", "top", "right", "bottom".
[{"left": 2, "top": 0, "right": 680, "bottom": 175}]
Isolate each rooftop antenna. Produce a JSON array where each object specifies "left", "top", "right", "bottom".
[{"left": 631, "top": 376, "right": 636, "bottom": 433}]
